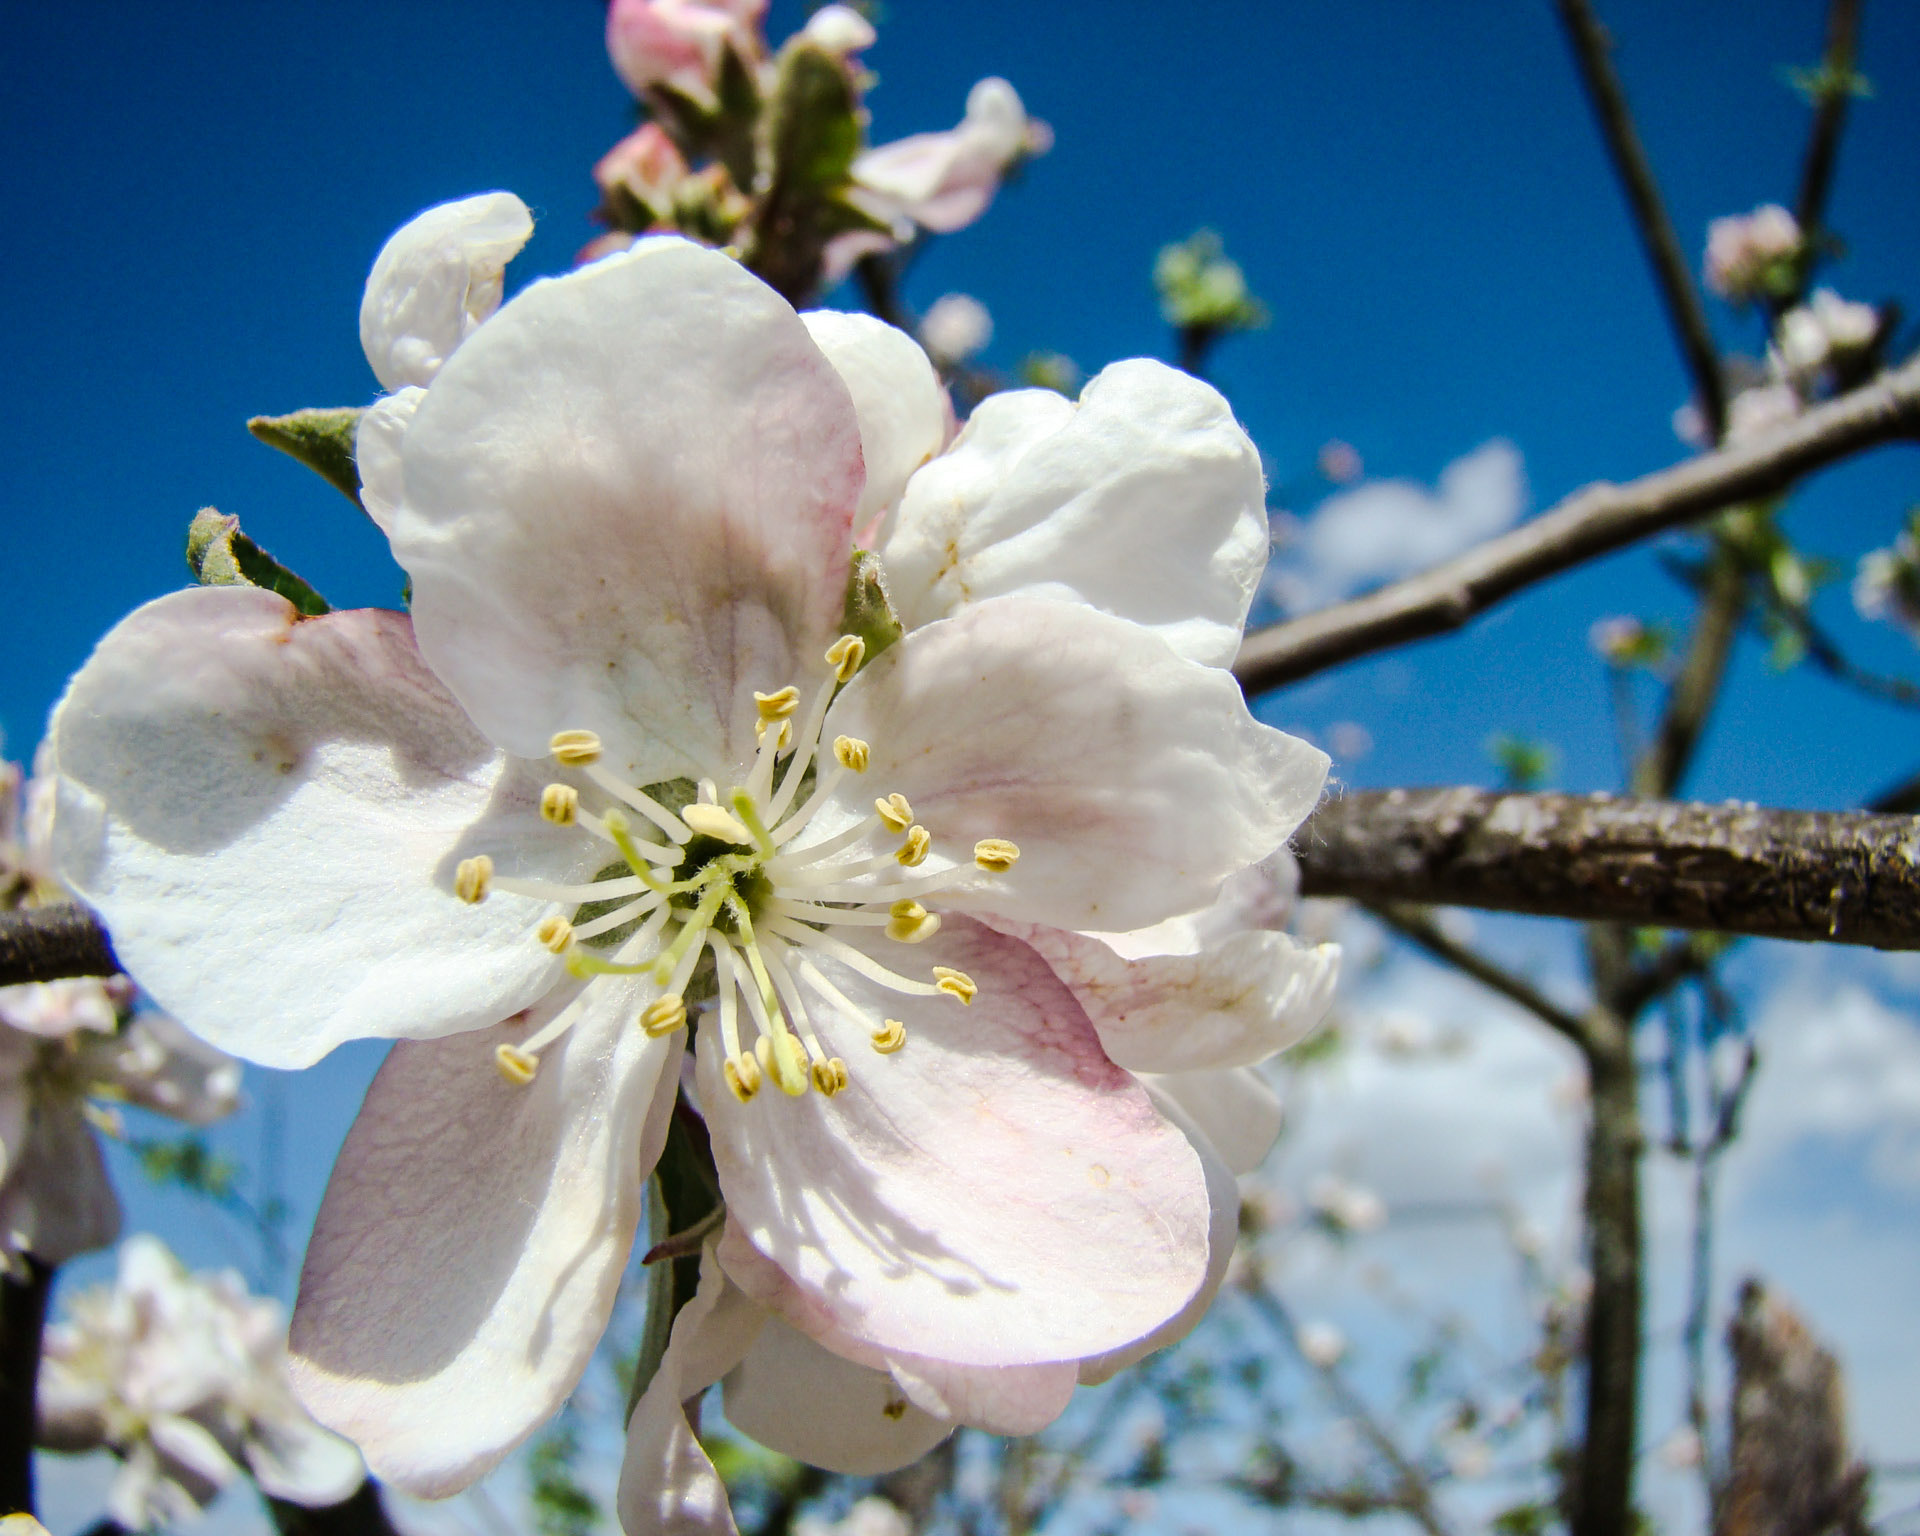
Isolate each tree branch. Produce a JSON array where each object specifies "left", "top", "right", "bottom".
[
  {"left": 1364, "top": 902, "right": 1589, "bottom": 1045},
  {"left": 1233, "top": 355, "right": 1920, "bottom": 694},
  {"left": 0, "top": 905, "right": 119, "bottom": 987},
  {"left": 1553, "top": 0, "right": 1727, "bottom": 441},
  {"left": 0, "top": 1258, "right": 52, "bottom": 1517},
  {"left": 1793, "top": 0, "right": 1864, "bottom": 244},
  {"left": 1298, "top": 789, "right": 1920, "bottom": 949}
]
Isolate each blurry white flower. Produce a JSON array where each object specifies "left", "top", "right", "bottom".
[
  {"left": 1725, "top": 382, "right": 1802, "bottom": 445},
  {"left": 1775, "top": 289, "right": 1879, "bottom": 382},
  {"left": 1588, "top": 615, "right": 1646, "bottom": 664},
  {"left": 1297, "top": 1320, "right": 1347, "bottom": 1368},
  {"left": 1317, "top": 440, "right": 1363, "bottom": 485},
  {"left": 1326, "top": 721, "right": 1372, "bottom": 762},
  {"left": 1703, "top": 204, "right": 1801, "bottom": 303},
  {"left": 1443, "top": 1433, "right": 1492, "bottom": 1479},
  {"left": 801, "top": 4, "right": 876, "bottom": 57},
  {"left": 38, "top": 1236, "right": 364, "bottom": 1530},
  {"left": 1658, "top": 1426, "right": 1704, "bottom": 1469},
  {"left": 1854, "top": 521, "right": 1920, "bottom": 642},
  {"left": 1307, "top": 1174, "right": 1386, "bottom": 1234},
  {"left": 1375, "top": 1008, "right": 1436, "bottom": 1057},
  {"left": 919, "top": 293, "right": 993, "bottom": 365}
]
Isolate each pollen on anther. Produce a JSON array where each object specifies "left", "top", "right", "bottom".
[
  {"left": 896, "top": 825, "right": 932, "bottom": 867},
  {"left": 871, "top": 1019, "right": 907, "bottom": 1054},
  {"left": 886, "top": 898, "right": 940, "bottom": 944},
  {"left": 454, "top": 855, "right": 493, "bottom": 904},
  {"left": 724, "top": 1053, "right": 762, "bottom": 1102},
  {"left": 495, "top": 1044, "right": 538, "bottom": 1085},
  {"left": 932, "top": 966, "right": 977, "bottom": 1005},
  {"left": 811, "top": 1057, "right": 846, "bottom": 1095},
  {"left": 541, "top": 784, "right": 580, "bottom": 826},
  {"left": 640, "top": 995, "right": 687, "bottom": 1037},
  {"left": 755, "top": 716, "right": 793, "bottom": 751},
  {"left": 875, "top": 792, "right": 913, "bottom": 832},
  {"left": 825, "top": 634, "right": 866, "bottom": 682},
  {"left": 550, "top": 729, "right": 602, "bottom": 765},
  {"left": 974, "top": 838, "right": 1020, "bottom": 872},
  {"left": 834, "top": 735, "right": 870, "bottom": 772},
  {"left": 536, "top": 915, "right": 575, "bottom": 954},
  {"left": 681, "top": 802, "right": 753, "bottom": 845},
  {"left": 754, "top": 686, "right": 801, "bottom": 720}
]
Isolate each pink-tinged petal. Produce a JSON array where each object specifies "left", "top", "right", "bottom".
[
  {"left": 800, "top": 311, "right": 951, "bottom": 546},
  {"left": 706, "top": 919, "right": 1209, "bottom": 1367},
  {"left": 616, "top": 1239, "right": 761, "bottom": 1536},
  {"left": 393, "top": 239, "right": 864, "bottom": 787},
  {"left": 1145, "top": 1067, "right": 1283, "bottom": 1177},
  {"left": 723, "top": 1309, "right": 951, "bottom": 1475},
  {"left": 852, "top": 80, "right": 1043, "bottom": 235},
  {"left": 360, "top": 193, "right": 534, "bottom": 392},
  {"left": 354, "top": 387, "right": 422, "bottom": 535},
  {"left": 0, "top": 979, "right": 116, "bottom": 1039},
  {"left": 882, "top": 1353, "right": 1075, "bottom": 1436},
  {"left": 0, "top": 1096, "right": 118, "bottom": 1265},
  {"left": 882, "top": 361, "right": 1268, "bottom": 668},
  {"left": 289, "top": 979, "right": 678, "bottom": 1497},
  {"left": 50, "top": 588, "right": 584, "bottom": 1069},
  {"left": 1079, "top": 1095, "right": 1239, "bottom": 1386},
  {"left": 812, "top": 598, "right": 1329, "bottom": 932}
]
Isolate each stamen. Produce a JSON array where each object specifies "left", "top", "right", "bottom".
[
  {"left": 492, "top": 871, "right": 654, "bottom": 904},
  {"left": 570, "top": 895, "right": 666, "bottom": 942},
  {"left": 709, "top": 933, "right": 745, "bottom": 1062},
  {"left": 875, "top": 793, "right": 913, "bottom": 832},
  {"left": 766, "top": 899, "right": 894, "bottom": 927},
  {"left": 885, "top": 899, "right": 941, "bottom": 944},
  {"left": 762, "top": 918, "right": 946, "bottom": 997},
  {"left": 681, "top": 802, "right": 753, "bottom": 845},
  {"left": 785, "top": 860, "right": 979, "bottom": 906},
  {"left": 833, "top": 736, "right": 869, "bottom": 772},
  {"left": 760, "top": 937, "right": 835, "bottom": 1074},
  {"left": 536, "top": 915, "right": 575, "bottom": 954},
  {"left": 973, "top": 838, "right": 1020, "bottom": 872},
  {"left": 767, "top": 792, "right": 865, "bottom": 857},
  {"left": 825, "top": 634, "right": 865, "bottom": 682},
  {"left": 640, "top": 995, "right": 687, "bottom": 1037},
  {"left": 583, "top": 765, "right": 693, "bottom": 844},
  {"left": 650, "top": 880, "right": 731, "bottom": 984},
  {"left": 495, "top": 1044, "right": 539, "bottom": 1085},
  {"left": 767, "top": 668, "right": 843, "bottom": 822},
  {"left": 754, "top": 1026, "right": 812, "bottom": 1096},
  {"left": 754, "top": 717, "right": 793, "bottom": 751},
  {"left": 550, "top": 729, "right": 602, "bottom": 765},
  {"left": 730, "top": 790, "right": 777, "bottom": 858},
  {"left": 811, "top": 1057, "right": 849, "bottom": 1095},
  {"left": 754, "top": 686, "right": 801, "bottom": 721},
  {"left": 594, "top": 810, "right": 678, "bottom": 894},
  {"left": 871, "top": 1018, "right": 907, "bottom": 1054},
  {"left": 932, "top": 966, "right": 977, "bottom": 1004},
  {"left": 724, "top": 1052, "right": 762, "bottom": 1102},
  {"left": 454, "top": 855, "right": 493, "bottom": 904},
  {"left": 896, "top": 825, "right": 932, "bottom": 867},
  {"left": 776, "top": 845, "right": 917, "bottom": 888},
  {"left": 540, "top": 784, "right": 579, "bottom": 826}
]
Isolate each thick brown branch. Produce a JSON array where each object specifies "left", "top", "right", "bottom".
[
  {"left": 0, "top": 905, "right": 120, "bottom": 987},
  {"left": 1234, "top": 355, "right": 1920, "bottom": 693},
  {"left": 1299, "top": 789, "right": 1920, "bottom": 949},
  {"left": 1554, "top": 0, "right": 1727, "bottom": 440}
]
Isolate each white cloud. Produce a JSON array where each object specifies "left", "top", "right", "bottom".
[{"left": 1268, "top": 438, "right": 1528, "bottom": 611}]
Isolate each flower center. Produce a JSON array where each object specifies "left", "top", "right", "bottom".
[{"left": 452, "top": 634, "right": 1017, "bottom": 1103}]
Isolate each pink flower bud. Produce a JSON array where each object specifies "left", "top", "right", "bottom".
[{"left": 605, "top": 0, "right": 766, "bottom": 106}]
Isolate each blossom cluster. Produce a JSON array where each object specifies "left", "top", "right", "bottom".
[
  {"left": 47, "top": 191, "right": 1339, "bottom": 1533},
  {"left": 1702, "top": 202, "right": 1803, "bottom": 304}
]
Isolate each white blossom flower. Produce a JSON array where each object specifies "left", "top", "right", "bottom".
[
  {"left": 1297, "top": 1320, "right": 1347, "bottom": 1368},
  {"left": 37, "top": 1236, "right": 364, "bottom": 1530},
  {"left": 918, "top": 293, "right": 992, "bottom": 365},
  {"left": 1307, "top": 1174, "right": 1387, "bottom": 1235},
  {"left": 1703, "top": 203, "right": 1801, "bottom": 303},
  {"left": 50, "top": 200, "right": 1332, "bottom": 1519},
  {"left": 851, "top": 79, "right": 1052, "bottom": 237},
  {"left": 605, "top": 0, "right": 766, "bottom": 107}
]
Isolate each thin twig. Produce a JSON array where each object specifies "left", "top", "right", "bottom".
[
  {"left": 1234, "top": 355, "right": 1920, "bottom": 694},
  {"left": 1793, "top": 0, "right": 1864, "bottom": 248},
  {"left": 1553, "top": 0, "right": 1727, "bottom": 440},
  {"left": 0, "top": 1258, "right": 51, "bottom": 1517},
  {"left": 1365, "top": 902, "right": 1589, "bottom": 1046}
]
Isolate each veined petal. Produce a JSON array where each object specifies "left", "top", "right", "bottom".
[
  {"left": 360, "top": 193, "right": 534, "bottom": 392},
  {"left": 811, "top": 598, "right": 1329, "bottom": 932},
  {"left": 706, "top": 919, "right": 1209, "bottom": 1367},
  {"left": 355, "top": 387, "right": 423, "bottom": 535},
  {"left": 801, "top": 310, "right": 950, "bottom": 546},
  {"left": 289, "top": 978, "right": 679, "bottom": 1497},
  {"left": 1144, "top": 1067, "right": 1283, "bottom": 1177},
  {"left": 50, "top": 588, "right": 582, "bottom": 1069},
  {"left": 722, "top": 1311, "right": 952, "bottom": 1475},
  {"left": 393, "top": 238, "right": 864, "bottom": 787},
  {"left": 881, "top": 361, "right": 1268, "bottom": 667}
]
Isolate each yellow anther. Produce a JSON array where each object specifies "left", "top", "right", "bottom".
[
  {"left": 495, "top": 1044, "right": 539, "bottom": 1085},
  {"left": 886, "top": 898, "right": 941, "bottom": 944},
  {"left": 454, "top": 855, "right": 493, "bottom": 904},
  {"left": 875, "top": 793, "right": 913, "bottom": 832},
  {"left": 681, "top": 802, "right": 754, "bottom": 844},
  {"left": 973, "top": 838, "right": 1020, "bottom": 872},
  {"left": 896, "top": 825, "right": 932, "bottom": 867},
  {"left": 834, "top": 735, "right": 871, "bottom": 772},
  {"left": 832, "top": 1057, "right": 849, "bottom": 1092},
  {"left": 932, "top": 966, "right": 977, "bottom": 1005},
  {"left": 754, "top": 686, "right": 801, "bottom": 720},
  {"left": 723, "top": 1052, "right": 762, "bottom": 1102},
  {"left": 549, "top": 729, "right": 602, "bottom": 765},
  {"left": 540, "top": 783, "right": 580, "bottom": 826},
  {"left": 811, "top": 1056, "right": 849, "bottom": 1095},
  {"left": 825, "top": 634, "right": 866, "bottom": 682},
  {"left": 754, "top": 716, "right": 793, "bottom": 750},
  {"left": 639, "top": 994, "right": 687, "bottom": 1037},
  {"left": 755, "top": 1028, "right": 812, "bottom": 1096},
  {"left": 536, "top": 915, "right": 575, "bottom": 954},
  {"left": 871, "top": 1018, "right": 907, "bottom": 1054}
]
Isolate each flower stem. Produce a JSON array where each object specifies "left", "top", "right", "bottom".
[{"left": 0, "top": 1255, "right": 53, "bottom": 1516}]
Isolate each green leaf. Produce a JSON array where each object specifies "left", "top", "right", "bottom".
[
  {"left": 247, "top": 407, "right": 365, "bottom": 510},
  {"left": 527, "top": 1418, "right": 601, "bottom": 1536},
  {"left": 765, "top": 41, "right": 861, "bottom": 199},
  {"left": 186, "top": 508, "right": 330, "bottom": 616},
  {"left": 841, "top": 549, "right": 902, "bottom": 667}
]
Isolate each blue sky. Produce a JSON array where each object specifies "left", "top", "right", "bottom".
[{"left": 5, "top": 1, "right": 1919, "bottom": 1529}]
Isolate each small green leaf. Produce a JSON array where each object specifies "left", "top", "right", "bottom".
[
  {"left": 247, "top": 407, "right": 365, "bottom": 510},
  {"left": 841, "top": 549, "right": 902, "bottom": 667},
  {"left": 1488, "top": 733, "right": 1556, "bottom": 792},
  {"left": 186, "top": 508, "right": 331, "bottom": 615}
]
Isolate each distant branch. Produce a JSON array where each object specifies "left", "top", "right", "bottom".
[
  {"left": 1365, "top": 902, "right": 1589, "bottom": 1045},
  {"left": 1793, "top": 0, "right": 1864, "bottom": 243},
  {"left": 1299, "top": 789, "right": 1920, "bottom": 949},
  {"left": 1234, "top": 355, "right": 1920, "bottom": 693},
  {"left": 0, "top": 904, "right": 119, "bottom": 986}
]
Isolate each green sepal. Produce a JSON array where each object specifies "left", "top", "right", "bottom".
[
  {"left": 247, "top": 407, "right": 366, "bottom": 511},
  {"left": 186, "top": 508, "right": 330, "bottom": 616},
  {"left": 765, "top": 40, "right": 861, "bottom": 200},
  {"left": 625, "top": 1105, "right": 723, "bottom": 1423},
  {"left": 841, "top": 549, "right": 901, "bottom": 668}
]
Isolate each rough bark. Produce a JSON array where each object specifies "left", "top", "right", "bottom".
[
  {"left": 0, "top": 905, "right": 119, "bottom": 987},
  {"left": 1298, "top": 790, "right": 1920, "bottom": 950}
]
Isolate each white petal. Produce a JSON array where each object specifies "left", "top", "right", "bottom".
[
  {"left": 0, "top": 1096, "right": 118, "bottom": 1265},
  {"left": 84, "top": 1011, "right": 242, "bottom": 1125},
  {"left": 812, "top": 598, "right": 1329, "bottom": 932},
  {"left": 394, "top": 238, "right": 864, "bottom": 787},
  {"left": 244, "top": 1414, "right": 368, "bottom": 1507},
  {"left": 801, "top": 310, "right": 950, "bottom": 546},
  {"left": 617, "top": 1240, "right": 759, "bottom": 1536},
  {"left": 355, "top": 387, "right": 423, "bottom": 534},
  {"left": 1145, "top": 1067, "right": 1283, "bottom": 1177},
  {"left": 882, "top": 362, "right": 1267, "bottom": 667},
  {"left": 148, "top": 1414, "right": 243, "bottom": 1490},
  {"left": 49, "top": 587, "right": 582, "bottom": 1068},
  {"left": 723, "top": 1312, "right": 951, "bottom": 1475},
  {"left": 707, "top": 918, "right": 1210, "bottom": 1366},
  {"left": 360, "top": 193, "right": 534, "bottom": 391},
  {"left": 882, "top": 1354, "right": 1075, "bottom": 1436},
  {"left": 290, "top": 978, "right": 679, "bottom": 1496}
]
